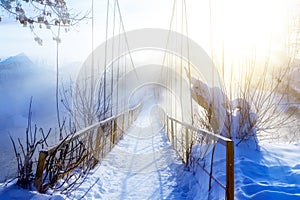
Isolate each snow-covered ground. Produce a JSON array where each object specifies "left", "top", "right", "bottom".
[
  {"left": 235, "top": 141, "right": 300, "bottom": 199},
  {"left": 191, "top": 139, "right": 300, "bottom": 200},
  {"left": 1, "top": 101, "right": 300, "bottom": 199}
]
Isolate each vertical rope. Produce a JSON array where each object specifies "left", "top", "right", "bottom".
[
  {"left": 168, "top": 52, "right": 171, "bottom": 116},
  {"left": 180, "top": 0, "right": 184, "bottom": 121},
  {"left": 209, "top": 0, "right": 215, "bottom": 101},
  {"left": 103, "top": 0, "right": 110, "bottom": 119},
  {"left": 111, "top": 0, "right": 117, "bottom": 117},
  {"left": 183, "top": 0, "right": 194, "bottom": 125},
  {"left": 116, "top": 15, "right": 121, "bottom": 116},
  {"left": 90, "top": 0, "right": 94, "bottom": 124},
  {"left": 124, "top": 47, "right": 127, "bottom": 112},
  {"left": 174, "top": 1, "right": 177, "bottom": 120},
  {"left": 208, "top": 0, "right": 217, "bottom": 194}
]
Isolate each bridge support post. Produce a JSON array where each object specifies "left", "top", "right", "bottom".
[
  {"left": 226, "top": 141, "right": 234, "bottom": 200},
  {"left": 35, "top": 150, "right": 48, "bottom": 192}
]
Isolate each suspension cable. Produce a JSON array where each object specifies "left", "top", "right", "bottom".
[{"left": 115, "top": 0, "right": 139, "bottom": 81}]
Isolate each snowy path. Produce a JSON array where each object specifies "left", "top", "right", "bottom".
[{"left": 70, "top": 103, "right": 200, "bottom": 200}]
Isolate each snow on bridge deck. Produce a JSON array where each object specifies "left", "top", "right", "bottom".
[{"left": 70, "top": 103, "right": 201, "bottom": 200}]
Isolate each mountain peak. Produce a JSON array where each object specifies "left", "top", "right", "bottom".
[{"left": 0, "top": 53, "right": 35, "bottom": 70}]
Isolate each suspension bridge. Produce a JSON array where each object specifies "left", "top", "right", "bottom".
[
  {"left": 33, "top": 27, "right": 234, "bottom": 199},
  {"left": 35, "top": 1, "right": 234, "bottom": 199}
]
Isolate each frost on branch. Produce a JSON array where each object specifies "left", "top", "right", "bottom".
[
  {"left": 34, "top": 36, "right": 42, "bottom": 45},
  {"left": 0, "top": 0, "right": 73, "bottom": 26},
  {"left": 0, "top": 0, "right": 82, "bottom": 44}
]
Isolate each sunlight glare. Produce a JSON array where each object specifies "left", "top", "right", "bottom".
[{"left": 220, "top": 0, "right": 288, "bottom": 59}]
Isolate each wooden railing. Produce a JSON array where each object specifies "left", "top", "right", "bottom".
[
  {"left": 163, "top": 113, "right": 234, "bottom": 200},
  {"left": 34, "top": 103, "right": 142, "bottom": 192}
]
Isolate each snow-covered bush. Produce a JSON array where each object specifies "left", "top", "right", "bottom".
[
  {"left": 190, "top": 77, "right": 259, "bottom": 143},
  {"left": 190, "top": 56, "right": 299, "bottom": 145}
]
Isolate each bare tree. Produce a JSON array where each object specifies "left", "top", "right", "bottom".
[
  {"left": 10, "top": 97, "right": 51, "bottom": 189},
  {"left": 60, "top": 70, "right": 114, "bottom": 131}
]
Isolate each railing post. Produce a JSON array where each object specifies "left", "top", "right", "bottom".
[
  {"left": 122, "top": 113, "right": 125, "bottom": 136},
  {"left": 181, "top": 125, "right": 184, "bottom": 159},
  {"left": 88, "top": 130, "right": 94, "bottom": 158},
  {"left": 121, "top": 114, "right": 124, "bottom": 136},
  {"left": 113, "top": 118, "right": 117, "bottom": 144},
  {"left": 35, "top": 150, "right": 48, "bottom": 192},
  {"left": 175, "top": 123, "right": 178, "bottom": 151},
  {"left": 110, "top": 121, "right": 113, "bottom": 150},
  {"left": 226, "top": 140, "right": 234, "bottom": 200},
  {"left": 185, "top": 127, "right": 189, "bottom": 165},
  {"left": 171, "top": 119, "right": 174, "bottom": 146},
  {"left": 95, "top": 127, "right": 102, "bottom": 159},
  {"left": 103, "top": 129, "right": 107, "bottom": 159},
  {"left": 166, "top": 117, "right": 169, "bottom": 140}
]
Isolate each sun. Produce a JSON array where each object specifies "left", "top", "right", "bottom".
[{"left": 200, "top": 0, "right": 294, "bottom": 84}]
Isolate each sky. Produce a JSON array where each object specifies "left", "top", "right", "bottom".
[
  {"left": 0, "top": 0, "right": 172, "bottom": 67},
  {"left": 0, "top": 0, "right": 298, "bottom": 70}
]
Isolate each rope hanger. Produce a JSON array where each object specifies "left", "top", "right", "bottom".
[{"left": 163, "top": 0, "right": 194, "bottom": 124}]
